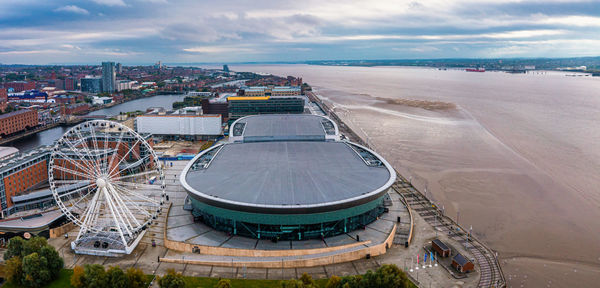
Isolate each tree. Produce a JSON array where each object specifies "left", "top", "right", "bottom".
[
  {"left": 281, "top": 273, "right": 318, "bottom": 288},
  {"left": 325, "top": 275, "right": 342, "bottom": 288},
  {"left": 22, "top": 252, "right": 51, "bottom": 288},
  {"left": 4, "top": 256, "right": 23, "bottom": 285},
  {"left": 22, "top": 236, "right": 48, "bottom": 257},
  {"left": 359, "top": 264, "right": 409, "bottom": 288},
  {"left": 71, "top": 266, "right": 85, "bottom": 288},
  {"left": 158, "top": 269, "right": 185, "bottom": 288},
  {"left": 40, "top": 245, "right": 64, "bottom": 279},
  {"left": 125, "top": 267, "right": 147, "bottom": 288},
  {"left": 215, "top": 278, "right": 231, "bottom": 288},
  {"left": 4, "top": 236, "right": 25, "bottom": 260},
  {"left": 107, "top": 266, "right": 128, "bottom": 287},
  {"left": 299, "top": 273, "right": 318, "bottom": 288},
  {"left": 84, "top": 264, "right": 108, "bottom": 288},
  {"left": 3, "top": 236, "right": 63, "bottom": 287},
  {"left": 338, "top": 275, "right": 362, "bottom": 288}
]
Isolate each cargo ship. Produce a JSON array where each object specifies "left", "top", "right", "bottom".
[{"left": 466, "top": 67, "right": 485, "bottom": 72}]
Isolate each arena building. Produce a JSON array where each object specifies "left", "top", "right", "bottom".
[{"left": 181, "top": 114, "right": 396, "bottom": 241}]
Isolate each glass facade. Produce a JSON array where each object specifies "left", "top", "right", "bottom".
[
  {"left": 189, "top": 196, "right": 387, "bottom": 241},
  {"left": 228, "top": 97, "right": 304, "bottom": 119}
]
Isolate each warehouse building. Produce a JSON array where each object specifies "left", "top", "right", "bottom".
[
  {"left": 0, "top": 109, "right": 38, "bottom": 137},
  {"left": 135, "top": 107, "right": 222, "bottom": 140},
  {"left": 0, "top": 146, "right": 52, "bottom": 217}
]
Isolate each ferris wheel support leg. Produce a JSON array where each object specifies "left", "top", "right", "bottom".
[
  {"left": 107, "top": 183, "right": 139, "bottom": 231},
  {"left": 102, "top": 187, "right": 131, "bottom": 246},
  {"left": 76, "top": 187, "right": 102, "bottom": 242}
]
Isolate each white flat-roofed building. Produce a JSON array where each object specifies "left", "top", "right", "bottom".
[
  {"left": 92, "top": 96, "right": 112, "bottom": 105},
  {"left": 116, "top": 80, "right": 137, "bottom": 91},
  {"left": 135, "top": 110, "right": 222, "bottom": 141},
  {"left": 240, "top": 85, "right": 301, "bottom": 97}
]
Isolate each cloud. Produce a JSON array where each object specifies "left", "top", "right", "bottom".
[
  {"left": 53, "top": 5, "right": 89, "bottom": 15},
  {"left": 182, "top": 46, "right": 257, "bottom": 54},
  {"left": 61, "top": 44, "right": 82, "bottom": 50},
  {"left": 1, "top": 0, "right": 600, "bottom": 63},
  {"left": 393, "top": 46, "right": 441, "bottom": 53},
  {"left": 275, "top": 29, "right": 568, "bottom": 43},
  {"left": 91, "top": 0, "right": 127, "bottom": 7}
]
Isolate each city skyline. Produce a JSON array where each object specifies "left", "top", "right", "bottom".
[{"left": 1, "top": 0, "right": 600, "bottom": 64}]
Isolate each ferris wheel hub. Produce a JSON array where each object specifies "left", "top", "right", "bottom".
[{"left": 96, "top": 178, "right": 107, "bottom": 189}]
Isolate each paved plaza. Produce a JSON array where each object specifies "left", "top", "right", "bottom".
[{"left": 44, "top": 160, "right": 483, "bottom": 287}]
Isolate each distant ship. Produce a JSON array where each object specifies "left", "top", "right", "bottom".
[{"left": 466, "top": 67, "right": 485, "bottom": 72}]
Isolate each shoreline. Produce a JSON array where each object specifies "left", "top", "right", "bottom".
[{"left": 307, "top": 90, "right": 507, "bottom": 287}]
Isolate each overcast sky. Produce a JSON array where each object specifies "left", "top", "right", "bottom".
[{"left": 1, "top": 0, "right": 599, "bottom": 64}]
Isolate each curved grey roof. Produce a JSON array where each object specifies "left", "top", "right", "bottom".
[
  {"left": 229, "top": 114, "right": 339, "bottom": 143},
  {"left": 181, "top": 140, "right": 395, "bottom": 213}
]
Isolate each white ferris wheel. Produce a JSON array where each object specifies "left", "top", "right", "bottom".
[{"left": 48, "top": 120, "right": 165, "bottom": 256}]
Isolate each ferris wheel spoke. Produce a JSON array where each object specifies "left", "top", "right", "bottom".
[
  {"left": 103, "top": 187, "right": 132, "bottom": 237},
  {"left": 102, "top": 122, "right": 111, "bottom": 173},
  {"left": 111, "top": 182, "right": 160, "bottom": 207},
  {"left": 52, "top": 165, "right": 96, "bottom": 180},
  {"left": 68, "top": 188, "right": 96, "bottom": 213},
  {"left": 101, "top": 187, "right": 131, "bottom": 242},
  {"left": 114, "top": 169, "right": 159, "bottom": 181},
  {"left": 53, "top": 150, "right": 99, "bottom": 180},
  {"left": 53, "top": 179, "right": 90, "bottom": 185},
  {"left": 56, "top": 181, "right": 94, "bottom": 199},
  {"left": 111, "top": 179, "right": 161, "bottom": 191},
  {"left": 107, "top": 137, "right": 143, "bottom": 177},
  {"left": 73, "top": 128, "right": 101, "bottom": 173},
  {"left": 117, "top": 154, "right": 152, "bottom": 176},
  {"left": 59, "top": 138, "right": 100, "bottom": 178},
  {"left": 114, "top": 192, "right": 153, "bottom": 218},
  {"left": 79, "top": 187, "right": 102, "bottom": 230},
  {"left": 105, "top": 129, "right": 126, "bottom": 175},
  {"left": 88, "top": 124, "right": 104, "bottom": 175},
  {"left": 110, "top": 185, "right": 156, "bottom": 216},
  {"left": 107, "top": 184, "right": 141, "bottom": 228}
]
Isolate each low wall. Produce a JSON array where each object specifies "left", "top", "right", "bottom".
[
  {"left": 49, "top": 222, "right": 75, "bottom": 238},
  {"left": 160, "top": 224, "right": 397, "bottom": 268},
  {"left": 165, "top": 236, "right": 371, "bottom": 258},
  {"left": 164, "top": 203, "right": 375, "bottom": 258}
]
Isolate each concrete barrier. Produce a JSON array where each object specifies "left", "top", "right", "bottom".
[{"left": 164, "top": 203, "right": 378, "bottom": 258}]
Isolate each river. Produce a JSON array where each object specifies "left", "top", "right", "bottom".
[
  {"left": 228, "top": 64, "right": 600, "bottom": 287},
  {"left": 9, "top": 94, "right": 185, "bottom": 152}
]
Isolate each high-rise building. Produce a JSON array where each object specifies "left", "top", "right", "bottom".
[
  {"left": 116, "top": 63, "right": 123, "bottom": 73},
  {"left": 102, "top": 61, "right": 116, "bottom": 93},
  {"left": 223, "top": 64, "right": 230, "bottom": 72},
  {"left": 65, "top": 77, "right": 77, "bottom": 91},
  {"left": 81, "top": 77, "right": 103, "bottom": 93}
]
